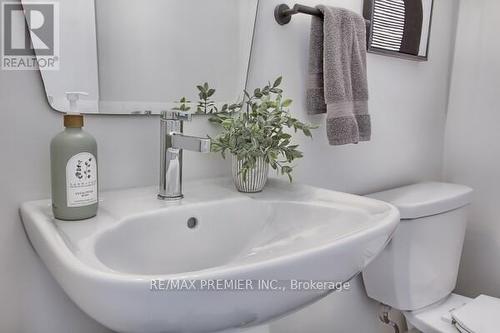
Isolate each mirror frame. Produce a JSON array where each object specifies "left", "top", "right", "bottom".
[{"left": 363, "top": 0, "right": 434, "bottom": 62}]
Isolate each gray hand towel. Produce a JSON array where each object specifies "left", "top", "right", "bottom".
[{"left": 306, "top": 6, "right": 370, "bottom": 145}]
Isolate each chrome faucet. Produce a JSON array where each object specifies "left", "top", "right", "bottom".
[{"left": 158, "top": 111, "right": 211, "bottom": 200}]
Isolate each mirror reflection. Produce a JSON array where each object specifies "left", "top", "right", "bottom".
[{"left": 27, "top": 0, "right": 259, "bottom": 114}]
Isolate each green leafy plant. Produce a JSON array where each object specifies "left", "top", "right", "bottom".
[
  {"left": 196, "top": 82, "right": 217, "bottom": 114},
  {"left": 210, "top": 77, "right": 316, "bottom": 182},
  {"left": 172, "top": 97, "right": 191, "bottom": 112}
]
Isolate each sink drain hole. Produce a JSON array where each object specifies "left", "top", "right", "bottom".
[{"left": 187, "top": 217, "right": 198, "bottom": 229}]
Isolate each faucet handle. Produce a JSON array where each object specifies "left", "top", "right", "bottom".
[{"left": 160, "top": 111, "right": 192, "bottom": 121}]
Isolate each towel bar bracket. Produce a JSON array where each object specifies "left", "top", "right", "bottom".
[
  {"left": 274, "top": 4, "right": 293, "bottom": 25},
  {"left": 275, "top": 4, "right": 322, "bottom": 25}
]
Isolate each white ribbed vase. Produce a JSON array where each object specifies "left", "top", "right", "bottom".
[{"left": 231, "top": 155, "right": 269, "bottom": 193}]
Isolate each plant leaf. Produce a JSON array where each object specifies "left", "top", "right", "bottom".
[{"left": 273, "top": 76, "right": 282, "bottom": 88}]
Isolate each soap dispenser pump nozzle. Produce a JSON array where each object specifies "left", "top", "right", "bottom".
[{"left": 65, "top": 91, "right": 89, "bottom": 113}]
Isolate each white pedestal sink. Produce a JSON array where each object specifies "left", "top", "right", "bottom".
[{"left": 20, "top": 178, "right": 399, "bottom": 333}]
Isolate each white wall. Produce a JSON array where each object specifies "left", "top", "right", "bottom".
[
  {"left": 444, "top": 0, "right": 500, "bottom": 299},
  {"left": 0, "top": 0, "right": 458, "bottom": 332}
]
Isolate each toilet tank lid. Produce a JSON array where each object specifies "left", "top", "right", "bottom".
[{"left": 367, "top": 182, "right": 473, "bottom": 219}]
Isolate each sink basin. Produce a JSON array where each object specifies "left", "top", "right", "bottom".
[{"left": 20, "top": 178, "right": 399, "bottom": 333}]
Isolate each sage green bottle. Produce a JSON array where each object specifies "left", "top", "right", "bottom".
[{"left": 50, "top": 113, "right": 98, "bottom": 220}]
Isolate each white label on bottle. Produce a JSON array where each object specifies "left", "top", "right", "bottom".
[{"left": 66, "top": 152, "right": 98, "bottom": 207}]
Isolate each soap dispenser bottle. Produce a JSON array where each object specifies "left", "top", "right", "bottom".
[{"left": 50, "top": 92, "right": 98, "bottom": 220}]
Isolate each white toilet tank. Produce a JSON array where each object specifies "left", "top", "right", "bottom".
[{"left": 362, "top": 182, "right": 473, "bottom": 311}]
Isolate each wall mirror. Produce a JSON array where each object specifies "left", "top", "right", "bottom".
[
  {"left": 24, "top": 0, "right": 259, "bottom": 114},
  {"left": 363, "top": 0, "right": 434, "bottom": 61}
]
